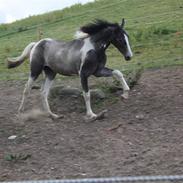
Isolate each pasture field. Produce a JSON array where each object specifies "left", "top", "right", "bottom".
[
  {"left": 0, "top": 0, "right": 183, "bottom": 181},
  {"left": 0, "top": 0, "right": 183, "bottom": 79}
]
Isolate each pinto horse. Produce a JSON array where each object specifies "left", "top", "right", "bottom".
[{"left": 7, "top": 19, "right": 133, "bottom": 121}]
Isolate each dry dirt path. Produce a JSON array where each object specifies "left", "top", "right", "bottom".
[{"left": 0, "top": 67, "right": 183, "bottom": 181}]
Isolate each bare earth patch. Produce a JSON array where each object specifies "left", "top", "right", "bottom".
[{"left": 0, "top": 67, "right": 183, "bottom": 181}]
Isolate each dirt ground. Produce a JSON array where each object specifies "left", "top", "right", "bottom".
[{"left": 0, "top": 67, "right": 183, "bottom": 181}]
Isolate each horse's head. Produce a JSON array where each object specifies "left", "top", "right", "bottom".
[
  {"left": 111, "top": 19, "right": 133, "bottom": 61},
  {"left": 77, "top": 19, "right": 133, "bottom": 61}
]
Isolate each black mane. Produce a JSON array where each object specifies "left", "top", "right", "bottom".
[{"left": 80, "top": 19, "right": 119, "bottom": 35}]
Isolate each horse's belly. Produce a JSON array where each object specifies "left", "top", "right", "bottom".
[
  {"left": 46, "top": 58, "right": 80, "bottom": 76},
  {"left": 57, "top": 68, "right": 78, "bottom": 76}
]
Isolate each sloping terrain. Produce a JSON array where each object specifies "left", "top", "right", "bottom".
[
  {"left": 0, "top": 67, "right": 183, "bottom": 181},
  {"left": 0, "top": 0, "right": 183, "bottom": 181}
]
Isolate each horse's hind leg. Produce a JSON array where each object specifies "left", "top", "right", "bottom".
[
  {"left": 41, "top": 67, "right": 59, "bottom": 119},
  {"left": 18, "top": 76, "right": 34, "bottom": 113},
  {"left": 19, "top": 56, "right": 44, "bottom": 113}
]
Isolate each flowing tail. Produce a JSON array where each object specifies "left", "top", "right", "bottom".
[{"left": 7, "top": 42, "right": 36, "bottom": 69}]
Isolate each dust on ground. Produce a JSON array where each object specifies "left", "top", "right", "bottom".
[{"left": 0, "top": 67, "right": 183, "bottom": 181}]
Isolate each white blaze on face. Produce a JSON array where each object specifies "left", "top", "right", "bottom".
[{"left": 124, "top": 34, "right": 133, "bottom": 58}]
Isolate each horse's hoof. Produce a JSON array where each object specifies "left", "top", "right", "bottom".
[
  {"left": 121, "top": 92, "right": 129, "bottom": 99},
  {"left": 17, "top": 110, "right": 24, "bottom": 118},
  {"left": 17, "top": 112, "right": 23, "bottom": 118},
  {"left": 50, "top": 113, "right": 64, "bottom": 119},
  {"left": 84, "top": 114, "right": 97, "bottom": 122},
  {"left": 18, "top": 108, "right": 24, "bottom": 113},
  {"left": 85, "top": 110, "right": 107, "bottom": 122}
]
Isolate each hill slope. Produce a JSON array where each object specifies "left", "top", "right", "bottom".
[{"left": 0, "top": 0, "right": 183, "bottom": 80}]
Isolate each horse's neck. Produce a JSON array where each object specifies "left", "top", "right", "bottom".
[
  {"left": 91, "top": 36, "right": 111, "bottom": 52},
  {"left": 97, "top": 42, "right": 110, "bottom": 52},
  {"left": 92, "top": 29, "right": 112, "bottom": 43}
]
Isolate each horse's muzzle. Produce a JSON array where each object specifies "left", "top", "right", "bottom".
[{"left": 125, "top": 56, "right": 131, "bottom": 61}]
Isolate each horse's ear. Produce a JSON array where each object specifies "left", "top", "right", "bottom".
[{"left": 121, "top": 18, "right": 125, "bottom": 28}]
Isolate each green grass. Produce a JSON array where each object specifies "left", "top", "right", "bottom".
[
  {"left": 0, "top": 0, "right": 183, "bottom": 80},
  {"left": 4, "top": 153, "right": 31, "bottom": 162}
]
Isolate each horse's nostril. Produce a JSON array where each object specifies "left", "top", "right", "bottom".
[{"left": 125, "top": 56, "right": 131, "bottom": 61}]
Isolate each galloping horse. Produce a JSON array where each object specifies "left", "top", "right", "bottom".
[{"left": 7, "top": 19, "right": 133, "bottom": 121}]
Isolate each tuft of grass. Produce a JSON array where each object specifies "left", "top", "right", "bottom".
[
  {"left": 126, "top": 66, "right": 144, "bottom": 88},
  {"left": 152, "top": 27, "right": 177, "bottom": 35},
  {"left": 4, "top": 153, "right": 31, "bottom": 162},
  {"left": 17, "top": 26, "right": 28, "bottom": 33}
]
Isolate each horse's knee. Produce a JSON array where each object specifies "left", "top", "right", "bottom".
[
  {"left": 112, "top": 70, "right": 123, "bottom": 78},
  {"left": 94, "top": 68, "right": 113, "bottom": 77}
]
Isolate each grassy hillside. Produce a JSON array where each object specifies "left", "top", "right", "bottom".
[{"left": 0, "top": 0, "right": 183, "bottom": 80}]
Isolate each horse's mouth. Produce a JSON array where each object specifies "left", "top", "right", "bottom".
[{"left": 125, "top": 56, "right": 131, "bottom": 61}]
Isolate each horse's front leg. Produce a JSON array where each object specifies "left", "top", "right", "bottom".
[
  {"left": 80, "top": 75, "right": 107, "bottom": 122},
  {"left": 94, "top": 68, "right": 130, "bottom": 99},
  {"left": 80, "top": 74, "right": 97, "bottom": 120},
  {"left": 112, "top": 70, "right": 130, "bottom": 99},
  {"left": 80, "top": 50, "right": 107, "bottom": 121}
]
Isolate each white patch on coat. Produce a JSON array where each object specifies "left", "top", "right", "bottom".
[
  {"left": 74, "top": 30, "right": 89, "bottom": 39},
  {"left": 124, "top": 34, "right": 133, "bottom": 58},
  {"left": 79, "top": 37, "right": 94, "bottom": 74},
  {"left": 83, "top": 91, "right": 96, "bottom": 118}
]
